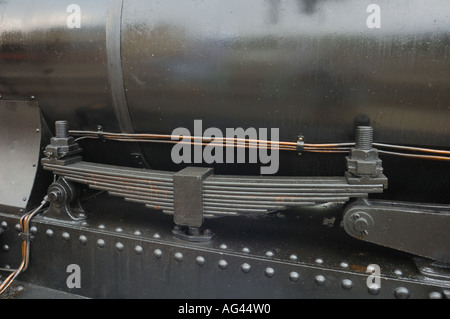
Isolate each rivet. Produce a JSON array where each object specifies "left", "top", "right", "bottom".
[
  {"left": 3, "top": 265, "right": 10, "bottom": 270},
  {"left": 135, "top": 245, "right": 143, "bottom": 255},
  {"left": 22, "top": 197, "right": 27, "bottom": 202},
  {"left": 16, "top": 285, "right": 24, "bottom": 292},
  {"left": 46, "top": 229, "right": 54, "bottom": 238},
  {"left": 153, "top": 233, "right": 161, "bottom": 239},
  {"left": 428, "top": 292, "right": 442, "bottom": 299},
  {"left": 368, "top": 284, "right": 380, "bottom": 295},
  {"left": 2, "top": 244, "right": 9, "bottom": 252},
  {"left": 79, "top": 235, "right": 87, "bottom": 245},
  {"left": 98, "top": 224, "right": 105, "bottom": 229},
  {"left": 218, "top": 260, "right": 228, "bottom": 270},
  {"left": 315, "top": 275, "right": 326, "bottom": 285},
  {"left": 30, "top": 226, "right": 38, "bottom": 234},
  {"left": 341, "top": 279, "right": 353, "bottom": 290},
  {"left": 196, "top": 256, "right": 205, "bottom": 266},
  {"left": 289, "top": 254, "right": 298, "bottom": 261},
  {"left": 174, "top": 252, "right": 183, "bottom": 262},
  {"left": 340, "top": 262, "right": 349, "bottom": 268},
  {"left": 220, "top": 244, "right": 227, "bottom": 250},
  {"left": 97, "top": 239, "right": 105, "bottom": 248},
  {"left": 241, "top": 263, "right": 251, "bottom": 273},
  {"left": 81, "top": 221, "right": 88, "bottom": 227},
  {"left": 1, "top": 221, "right": 8, "bottom": 229},
  {"left": 265, "top": 267, "right": 275, "bottom": 278},
  {"left": 154, "top": 249, "right": 163, "bottom": 258},
  {"left": 30, "top": 95, "right": 35, "bottom": 100},
  {"left": 394, "top": 287, "right": 409, "bottom": 299},
  {"left": 315, "top": 258, "right": 323, "bottom": 264},
  {"left": 115, "top": 227, "right": 123, "bottom": 232},
  {"left": 242, "top": 247, "right": 250, "bottom": 253},
  {"left": 289, "top": 272, "right": 299, "bottom": 282},
  {"left": 15, "top": 224, "right": 21, "bottom": 232},
  {"left": 394, "top": 269, "right": 403, "bottom": 276},
  {"left": 115, "top": 242, "right": 124, "bottom": 252},
  {"left": 134, "top": 230, "right": 142, "bottom": 236},
  {"left": 265, "top": 251, "right": 274, "bottom": 257},
  {"left": 62, "top": 232, "right": 70, "bottom": 241}
]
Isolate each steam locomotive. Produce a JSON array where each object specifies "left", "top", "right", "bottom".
[{"left": 0, "top": 0, "right": 449, "bottom": 299}]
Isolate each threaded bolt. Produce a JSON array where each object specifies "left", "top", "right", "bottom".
[
  {"left": 55, "top": 120, "right": 69, "bottom": 138},
  {"left": 48, "top": 189, "right": 62, "bottom": 202},
  {"left": 355, "top": 126, "right": 373, "bottom": 150}
]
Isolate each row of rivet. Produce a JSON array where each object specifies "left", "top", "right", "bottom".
[
  {"left": 96, "top": 224, "right": 160, "bottom": 239},
  {"left": 5, "top": 224, "right": 405, "bottom": 279},
  {"left": 0, "top": 222, "right": 444, "bottom": 298}
]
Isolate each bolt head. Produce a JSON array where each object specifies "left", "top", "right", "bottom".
[
  {"left": 241, "top": 263, "right": 251, "bottom": 273},
  {"left": 196, "top": 256, "right": 205, "bottom": 266},
  {"left": 48, "top": 190, "right": 62, "bottom": 202},
  {"left": 315, "top": 275, "right": 326, "bottom": 285},
  {"left": 135, "top": 245, "right": 143, "bottom": 255},
  {"left": 265, "top": 267, "right": 275, "bottom": 278},
  {"left": 354, "top": 217, "right": 369, "bottom": 232},
  {"left": 394, "top": 287, "right": 409, "bottom": 299},
  {"left": 218, "top": 260, "right": 228, "bottom": 270},
  {"left": 341, "top": 279, "right": 353, "bottom": 290}
]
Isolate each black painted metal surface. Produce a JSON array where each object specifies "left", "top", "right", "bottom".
[
  {"left": 0, "top": 1, "right": 450, "bottom": 298},
  {"left": 343, "top": 200, "right": 450, "bottom": 263},
  {"left": 0, "top": 195, "right": 449, "bottom": 299},
  {"left": 1, "top": 0, "right": 449, "bottom": 202},
  {"left": 0, "top": 101, "right": 41, "bottom": 213}
]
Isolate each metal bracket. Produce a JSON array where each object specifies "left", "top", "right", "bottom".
[
  {"left": 343, "top": 199, "right": 450, "bottom": 264},
  {"left": 172, "top": 225, "right": 214, "bottom": 242},
  {"left": 172, "top": 167, "right": 214, "bottom": 241},
  {"left": 44, "top": 177, "right": 86, "bottom": 222},
  {"left": 345, "top": 126, "right": 388, "bottom": 188},
  {"left": 41, "top": 120, "right": 82, "bottom": 166}
]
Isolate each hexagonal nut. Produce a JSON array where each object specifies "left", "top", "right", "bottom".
[
  {"left": 347, "top": 158, "right": 383, "bottom": 176},
  {"left": 349, "top": 148, "right": 379, "bottom": 160},
  {"left": 355, "top": 160, "right": 382, "bottom": 176}
]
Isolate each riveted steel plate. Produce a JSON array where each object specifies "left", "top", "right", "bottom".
[
  {"left": 0, "top": 195, "right": 449, "bottom": 299},
  {"left": 0, "top": 101, "right": 41, "bottom": 213}
]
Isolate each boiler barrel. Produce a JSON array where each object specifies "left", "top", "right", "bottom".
[{"left": 1, "top": 0, "right": 449, "bottom": 202}]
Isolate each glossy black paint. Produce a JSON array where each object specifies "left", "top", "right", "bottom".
[{"left": 0, "top": 0, "right": 449, "bottom": 202}]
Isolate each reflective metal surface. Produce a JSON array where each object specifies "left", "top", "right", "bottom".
[
  {"left": 121, "top": 0, "right": 450, "bottom": 146},
  {"left": 0, "top": 0, "right": 119, "bottom": 131},
  {"left": 1, "top": 0, "right": 449, "bottom": 202},
  {"left": 0, "top": 101, "right": 41, "bottom": 213}
]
